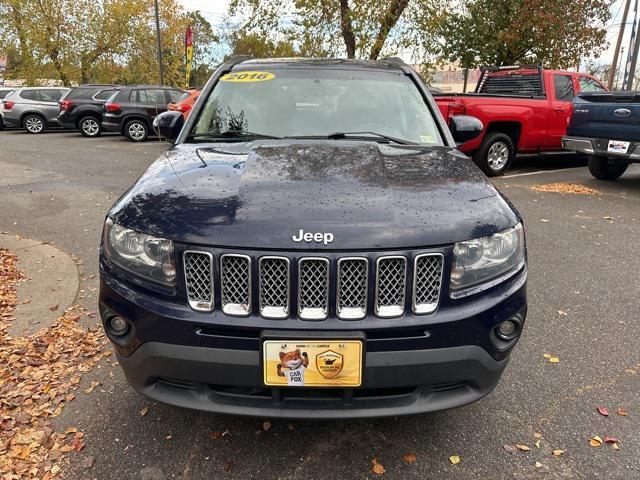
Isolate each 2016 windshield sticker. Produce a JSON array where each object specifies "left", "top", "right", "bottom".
[{"left": 220, "top": 71, "right": 275, "bottom": 83}]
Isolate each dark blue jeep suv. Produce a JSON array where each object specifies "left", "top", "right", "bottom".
[{"left": 99, "top": 57, "right": 527, "bottom": 418}]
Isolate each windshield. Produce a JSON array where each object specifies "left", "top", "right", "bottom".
[{"left": 191, "top": 68, "right": 443, "bottom": 145}]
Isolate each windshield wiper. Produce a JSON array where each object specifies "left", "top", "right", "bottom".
[
  {"left": 188, "top": 130, "right": 282, "bottom": 141},
  {"left": 325, "top": 131, "right": 417, "bottom": 145}
]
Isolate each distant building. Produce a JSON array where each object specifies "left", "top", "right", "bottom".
[{"left": 413, "top": 61, "right": 481, "bottom": 93}]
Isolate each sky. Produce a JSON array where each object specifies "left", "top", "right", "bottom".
[{"left": 179, "top": 0, "right": 633, "bottom": 69}]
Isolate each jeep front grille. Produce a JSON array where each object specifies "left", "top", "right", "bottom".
[
  {"left": 184, "top": 251, "right": 443, "bottom": 319},
  {"left": 220, "top": 254, "right": 251, "bottom": 316},
  {"left": 337, "top": 258, "right": 368, "bottom": 320},
  {"left": 375, "top": 256, "right": 407, "bottom": 318},
  {"left": 259, "top": 256, "right": 290, "bottom": 319},
  {"left": 184, "top": 251, "right": 214, "bottom": 312},
  {"left": 413, "top": 254, "right": 444, "bottom": 314},
  {"left": 298, "top": 258, "right": 330, "bottom": 320}
]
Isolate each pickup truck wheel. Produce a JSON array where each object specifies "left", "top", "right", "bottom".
[
  {"left": 473, "top": 133, "right": 514, "bottom": 176},
  {"left": 588, "top": 156, "right": 628, "bottom": 180}
]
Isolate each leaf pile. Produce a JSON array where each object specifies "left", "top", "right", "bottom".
[
  {"left": 0, "top": 248, "right": 106, "bottom": 479},
  {"left": 531, "top": 183, "right": 599, "bottom": 195}
]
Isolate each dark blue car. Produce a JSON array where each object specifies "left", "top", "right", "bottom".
[{"left": 99, "top": 57, "right": 527, "bottom": 418}]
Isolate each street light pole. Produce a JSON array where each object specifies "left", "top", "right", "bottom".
[{"left": 154, "top": 0, "right": 165, "bottom": 85}]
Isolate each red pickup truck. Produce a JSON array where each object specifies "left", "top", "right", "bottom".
[{"left": 434, "top": 66, "right": 606, "bottom": 176}]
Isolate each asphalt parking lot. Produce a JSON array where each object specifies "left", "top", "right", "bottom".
[{"left": 1, "top": 130, "right": 640, "bottom": 479}]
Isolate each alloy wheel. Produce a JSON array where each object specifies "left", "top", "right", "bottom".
[
  {"left": 25, "top": 116, "right": 44, "bottom": 133},
  {"left": 128, "top": 122, "right": 146, "bottom": 141},
  {"left": 81, "top": 118, "right": 100, "bottom": 136},
  {"left": 487, "top": 141, "right": 509, "bottom": 171}
]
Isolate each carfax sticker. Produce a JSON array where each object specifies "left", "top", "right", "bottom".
[
  {"left": 220, "top": 71, "right": 275, "bottom": 83},
  {"left": 263, "top": 340, "right": 363, "bottom": 387}
]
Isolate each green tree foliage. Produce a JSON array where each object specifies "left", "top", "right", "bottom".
[
  {"left": 228, "top": 0, "right": 448, "bottom": 62},
  {"left": 0, "top": 0, "right": 218, "bottom": 87},
  {"left": 439, "top": 0, "right": 612, "bottom": 69}
]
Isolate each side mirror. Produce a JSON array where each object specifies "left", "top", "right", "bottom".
[
  {"left": 153, "top": 111, "right": 185, "bottom": 143},
  {"left": 449, "top": 115, "right": 483, "bottom": 146}
]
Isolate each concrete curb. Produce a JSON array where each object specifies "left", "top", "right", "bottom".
[{"left": 0, "top": 233, "right": 80, "bottom": 337}]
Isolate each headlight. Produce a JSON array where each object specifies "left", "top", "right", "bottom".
[
  {"left": 103, "top": 218, "right": 176, "bottom": 286},
  {"left": 450, "top": 223, "right": 525, "bottom": 297}
]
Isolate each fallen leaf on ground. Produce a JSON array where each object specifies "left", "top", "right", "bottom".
[
  {"left": 81, "top": 456, "right": 95, "bottom": 469},
  {"left": 83, "top": 381, "right": 100, "bottom": 394},
  {"left": 540, "top": 219, "right": 549, "bottom": 222},
  {"left": 449, "top": 455, "right": 460, "bottom": 465},
  {"left": 533, "top": 432, "right": 543, "bottom": 439},
  {"left": 165, "top": 435, "right": 172, "bottom": 440},
  {"left": 140, "top": 406, "right": 149, "bottom": 417},
  {"left": 612, "top": 443, "right": 620, "bottom": 450},
  {"left": 549, "top": 356, "right": 560, "bottom": 363},
  {"left": 535, "top": 461, "right": 543, "bottom": 468},
  {"left": 49, "top": 304, "right": 59, "bottom": 311},
  {"left": 0, "top": 249, "right": 106, "bottom": 480},
  {"left": 557, "top": 310, "right": 568, "bottom": 316},
  {"left": 516, "top": 444, "right": 531, "bottom": 452},
  {"left": 503, "top": 444, "right": 517, "bottom": 454},
  {"left": 372, "top": 458, "right": 385, "bottom": 475},
  {"left": 262, "top": 421, "right": 272, "bottom": 431},
  {"left": 534, "top": 440, "right": 541, "bottom": 449},
  {"left": 597, "top": 406, "right": 609, "bottom": 417},
  {"left": 589, "top": 436, "right": 603, "bottom": 447},
  {"left": 532, "top": 183, "right": 599, "bottom": 195},
  {"left": 616, "top": 408, "right": 628, "bottom": 416},
  {"left": 553, "top": 449, "right": 565, "bottom": 456},
  {"left": 604, "top": 435, "right": 619, "bottom": 444},
  {"left": 543, "top": 353, "right": 551, "bottom": 359},
  {"left": 403, "top": 453, "right": 417, "bottom": 464}
]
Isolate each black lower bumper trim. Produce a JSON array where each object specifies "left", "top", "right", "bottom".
[{"left": 116, "top": 342, "right": 509, "bottom": 418}]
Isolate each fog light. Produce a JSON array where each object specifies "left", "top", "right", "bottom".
[
  {"left": 109, "top": 316, "right": 129, "bottom": 335},
  {"left": 496, "top": 319, "right": 518, "bottom": 340}
]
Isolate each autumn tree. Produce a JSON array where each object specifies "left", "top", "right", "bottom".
[
  {"left": 228, "top": 0, "right": 448, "bottom": 62},
  {"left": 0, "top": 0, "right": 217, "bottom": 87},
  {"left": 439, "top": 0, "right": 612, "bottom": 69}
]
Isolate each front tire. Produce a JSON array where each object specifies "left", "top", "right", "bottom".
[
  {"left": 588, "top": 156, "right": 628, "bottom": 180},
  {"left": 23, "top": 114, "right": 45, "bottom": 134},
  {"left": 473, "top": 132, "right": 515, "bottom": 177},
  {"left": 124, "top": 119, "right": 148, "bottom": 142},
  {"left": 79, "top": 116, "right": 102, "bottom": 137}
]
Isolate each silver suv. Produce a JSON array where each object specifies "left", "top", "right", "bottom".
[{"left": 2, "top": 87, "right": 70, "bottom": 133}]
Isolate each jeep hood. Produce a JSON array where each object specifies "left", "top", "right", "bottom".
[{"left": 109, "top": 141, "right": 520, "bottom": 249}]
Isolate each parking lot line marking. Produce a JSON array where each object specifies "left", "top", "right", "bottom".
[{"left": 502, "top": 167, "right": 584, "bottom": 179}]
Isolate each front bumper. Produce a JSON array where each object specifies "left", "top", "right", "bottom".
[
  {"left": 116, "top": 342, "right": 508, "bottom": 419},
  {"left": 99, "top": 255, "right": 527, "bottom": 418},
  {"left": 563, "top": 136, "right": 640, "bottom": 162}
]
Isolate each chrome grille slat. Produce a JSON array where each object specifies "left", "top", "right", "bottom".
[
  {"left": 413, "top": 254, "right": 444, "bottom": 314},
  {"left": 298, "top": 258, "right": 329, "bottom": 320},
  {"left": 184, "top": 251, "right": 214, "bottom": 312},
  {"left": 220, "top": 254, "right": 251, "bottom": 316},
  {"left": 375, "top": 256, "right": 407, "bottom": 318},
  {"left": 337, "top": 258, "right": 368, "bottom": 320},
  {"left": 259, "top": 256, "right": 290, "bottom": 319}
]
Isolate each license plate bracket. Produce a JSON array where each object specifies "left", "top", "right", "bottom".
[{"left": 260, "top": 330, "right": 365, "bottom": 388}]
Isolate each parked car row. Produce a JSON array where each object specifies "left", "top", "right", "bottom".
[{"left": 0, "top": 84, "right": 200, "bottom": 142}]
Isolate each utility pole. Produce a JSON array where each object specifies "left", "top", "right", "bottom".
[
  {"left": 627, "top": 6, "right": 640, "bottom": 90},
  {"left": 616, "top": 47, "right": 626, "bottom": 89},
  {"left": 609, "top": 0, "right": 632, "bottom": 89},
  {"left": 154, "top": 0, "right": 165, "bottom": 85}
]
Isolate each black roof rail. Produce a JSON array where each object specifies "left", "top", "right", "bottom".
[
  {"left": 481, "top": 64, "right": 543, "bottom": 72},
  {"left": 226, "top": 55, "right": 252, "bottom": 68}
]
